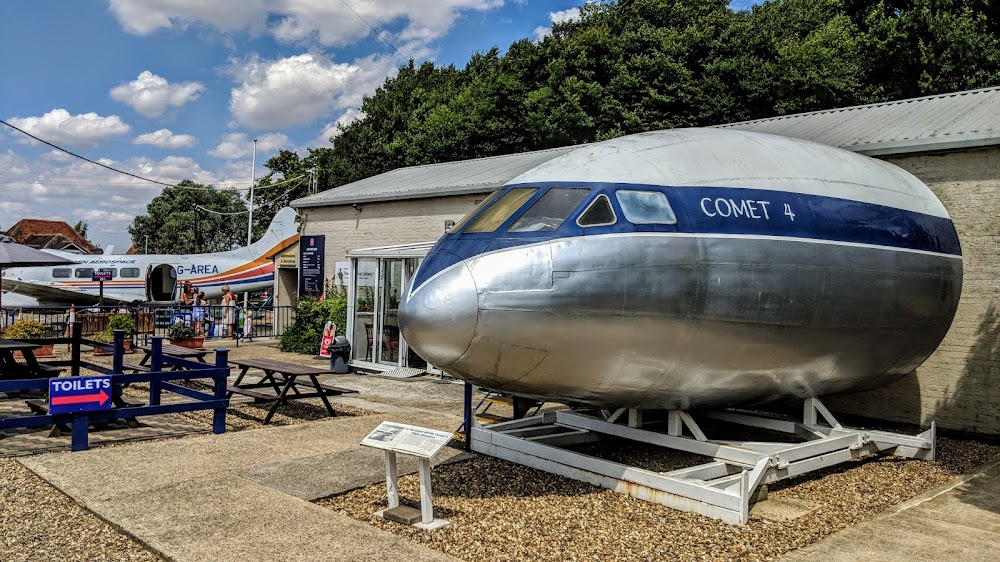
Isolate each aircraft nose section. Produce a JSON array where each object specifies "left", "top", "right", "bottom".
[{"left": 399, "top": 259, "right": 478, "bottom": 368}]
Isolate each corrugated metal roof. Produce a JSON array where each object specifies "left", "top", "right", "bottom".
[
  {"left": 294, "top": 88, "right": 1000, "bottom": 209},
  {"left": 717, "top": 87, "right": 1000, "bottom": 155},
  {"left": 292, "top": 145, "right": 578, "bottom": 208}
]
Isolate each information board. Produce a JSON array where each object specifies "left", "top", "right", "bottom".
[
  {"left": 361, "top": 422, "right": 453, "bottom": 459},
  {"left": 49, "top": 376, "right": 113, "bottom": 415},
  {"left": 299, "top": 235, "right": 325, "bottom": 298}
]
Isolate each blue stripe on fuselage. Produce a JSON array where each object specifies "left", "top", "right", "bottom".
[{"left": 411, "top": 182, "right": 961, "bottom": 291}]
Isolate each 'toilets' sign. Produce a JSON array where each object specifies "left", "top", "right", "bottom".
[
  {"left": 49, "top": 376, "right": 113, "bottom": 415},
  {"left": 92, "top": 269, "right": 114, "bottom": 281}
]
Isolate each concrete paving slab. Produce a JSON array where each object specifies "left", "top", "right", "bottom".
[
  {"left": 240, "top": 446, "right": 464, "bottom": 501},
  {"left": 96, "top": 472, "right": 460, "bottom": 562}
]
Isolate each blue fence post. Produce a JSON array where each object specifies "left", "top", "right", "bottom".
[
  {"left": 150, "top": 336, "right": 163, "bottom": 406},
  {"left": 112, "top": 330, "right": 124, "bottom": 373},
  {"left": 213, "top": 348, "right": 229, "bottom": 434},
  {"left": 71, "top": 321, "right": 82, "bottom": 377},
  {"left": 71, "top": 415, "right": 89, "bottom": 451}
]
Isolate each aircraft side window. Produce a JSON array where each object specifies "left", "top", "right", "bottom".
[
  {"left": 52, "top": 268, "right": 72, "bottom": 278},
  {"left": 615, "top": 190, "right": 677, "bottom": 225},
  {"left": 74, "top": 268, "right": 95, "bottom": 279},
  {"left": 105, "top": 268, "right": 117, "bottom": 278},
  {"left": 509, "top": 188, "right": 590, "bottom": 232},
  {"left": 464, "top": 187, "right": 538, "bottom": 233},
  {"left": 120, "top": 267, "right": 140, "bottom": 278},
  {"left": 577, "top": 195, "right": 617, "bottom": 227},
  {"left": 449, "top": 190, "right": 502, "bottom": 234}
]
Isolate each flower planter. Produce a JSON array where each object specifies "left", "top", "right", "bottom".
[
  {"left": 170, "top": 337, "right": 205, "bottom": 349},
  {"left": 14, "top": 344, "right": 55, "bottom": 359}
]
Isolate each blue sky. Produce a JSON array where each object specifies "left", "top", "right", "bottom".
[{"left": 1, "top": 1, "right": 758, "bottom": 251}]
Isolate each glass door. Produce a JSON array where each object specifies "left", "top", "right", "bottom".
[
  {"left": 377, "top": 259, "right": 403, "bottom": 365},
  {"left": 351, "top": 259, "right": 378, "bottom": 362}
]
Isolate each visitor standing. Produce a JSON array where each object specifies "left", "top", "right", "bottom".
[{"left": 222, "top": 285, "right": 237, "bottom": 338}]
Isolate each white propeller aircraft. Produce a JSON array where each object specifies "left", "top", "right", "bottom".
[{"left": 0, "top": 207, "right": 299, "bottom": 305}]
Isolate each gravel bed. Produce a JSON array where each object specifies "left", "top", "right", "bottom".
[
  {"left": 0, "top": 459, "right": 159, "bottom": 562},
  {"left": 316, "top": 436, "right": 1000, "bottom": 562}
]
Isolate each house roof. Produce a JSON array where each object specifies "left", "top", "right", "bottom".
[
  {"left": 3, "top": 219, "right": 101, "bottom": 254},
  {"left": 716, "top": 87, "right": 1000, "bottom": 156},
  {"left": 291, "top": 87, "right": 1000, "bottom": 209}
]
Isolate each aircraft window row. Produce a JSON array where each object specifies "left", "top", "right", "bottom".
[
  {"left": 465, "top": 187, "right": 537, "bottom": 233},
  {"left": 509, "top": 188, "right": 590, "bottom": 232},
  {"left": 120, "top": 268, "right": 140, "bottom": 278},
  {"left": 577, "top": 194, "right": 617, "bottom": 227},
  {"left": 75, "top": 268, "right": 95, "bottom": 279},
  {"left": 52, "top": 268, "right": 72, "bottom": 278},
  {"left": 616, "top": 190, "right": 677, "bottom": 225}
]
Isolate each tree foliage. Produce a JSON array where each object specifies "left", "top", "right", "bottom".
[
  {"left": 128, "top": 180, "right": 248, "bottom": 254},
  {"left": 246, "top": 0, "right": 1000, "bottom": 226}
]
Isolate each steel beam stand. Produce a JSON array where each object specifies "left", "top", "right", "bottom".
[{"left": 468, "top": 397, "right": 935, "bottom": 525}]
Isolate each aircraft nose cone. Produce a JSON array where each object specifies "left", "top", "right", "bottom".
[{"left": 399, "top": 259, "right": 478, "bottom": 368}]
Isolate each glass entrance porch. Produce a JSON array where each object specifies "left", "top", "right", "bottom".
[{"left": 347, "top": 243, "right": 435, "bottom": 371}]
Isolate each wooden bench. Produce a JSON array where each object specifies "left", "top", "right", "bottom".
[{"left": 121, "top": 362, "right": 151, "bottom": 373}]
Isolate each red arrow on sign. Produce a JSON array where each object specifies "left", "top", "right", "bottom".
[{"left": 51, "top": 389, "right": 110, "bottom": 406}]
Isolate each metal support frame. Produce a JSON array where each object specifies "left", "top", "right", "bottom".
[{"left": 469, "top": 397, "right": 935, "bottom": 525}]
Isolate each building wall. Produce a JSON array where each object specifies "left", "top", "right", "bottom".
[
  {"left": 826, "top": 147, "right": 1000, "bottom": 434},
  {"left": 298, "top": 193, "right": 486, "bottom": 266}
]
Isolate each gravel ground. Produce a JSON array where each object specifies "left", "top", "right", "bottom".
[
  {"left": 0, "top": 458, "right": 160, "bottom": 562},
  {"left": 316, "top": 436, "right": 1000, "bottom": 562}
]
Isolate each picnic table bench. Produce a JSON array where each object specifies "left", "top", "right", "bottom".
[{"left": 227, "top": 358, "right": 358, "bottom": 424}]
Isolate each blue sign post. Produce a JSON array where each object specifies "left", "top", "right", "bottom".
[{"left": 49, "top": 376, "right": 113, "bottom": 415}]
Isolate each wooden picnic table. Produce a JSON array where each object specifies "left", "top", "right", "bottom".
[
  {"left": 227, "top": 358, "right": 358, "bottom": 424},
  {"left": 0, "top": 340, "right": 63, "bottom": 380},
  {"left": 128, "top": 343, "right": 212, "bottom": 372}
]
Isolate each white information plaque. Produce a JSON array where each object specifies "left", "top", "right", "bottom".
[{"left": 361, "top": 422, "right": 453, "bottom": 459}]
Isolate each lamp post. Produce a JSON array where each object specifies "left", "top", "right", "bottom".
[{"left": 245, "top": 138, "right": 257, "bottom": 312}]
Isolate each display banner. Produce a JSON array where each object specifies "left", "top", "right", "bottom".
[
  {"left": 319, "top": 321, "right": 335, "bottom": 358},
  {"left": 299, "top": 235, "right": 325, "bottom": 297}
]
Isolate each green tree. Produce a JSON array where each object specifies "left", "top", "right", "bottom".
[
  {"left": 128, "top": 180, "right": 248, "bottom": 254},
  {"left": 72, "top": 220, "right": 88, "bottom": 238}
]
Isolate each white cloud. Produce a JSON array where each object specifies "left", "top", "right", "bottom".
[
  {"left": 133, "top": 129, "right": 198, "bottom": 149},
  {"left": 550, "top": 7, "right": 582, "bottom": 25},
  {"left": 110, "top": 71, "right": 205, "bottom": 118},
  {"left": 108, "top": 0, "right": 503, "bottom": 52},
  {"left": 228, "top": 52, "right": 397, "bottom": 130},
  {"left": 534, "top": 7, "right": 582, "bottom": 41},
  {"left": 210, "top": 132, "right": 291, "bottom": 159},
  {"left": 313, "top": 108, "right": 365, "bottom": 146},
  {"left": 6, "top": 109, "right": 131, "bottom": 148}
]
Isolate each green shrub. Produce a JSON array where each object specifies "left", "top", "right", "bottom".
[
  {"left": 1, "top": 319, "right": 46, "bottom": 339},
  {"left": 167, "top": 321, "right": 196, "bottom": 341},
  {"left": 90, "top": 329, "right": 115, "bottom": 343},
  {"left": 108, "top": 313, "right": 136, "bottom": 335},
  {"left": 279, "top": 295, "right": 348, "bottom": 354}
]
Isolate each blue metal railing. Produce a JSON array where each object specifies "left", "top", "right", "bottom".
[{"left": 0, "top": 328, "right": 230, "bottom": 451}]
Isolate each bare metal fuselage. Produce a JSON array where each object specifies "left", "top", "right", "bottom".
[
  {"left": 398, "top": 129, "right": 963, "bottom": 410},
  {"left": 402, "top": 233, "right": 960, "bottom": 409}
]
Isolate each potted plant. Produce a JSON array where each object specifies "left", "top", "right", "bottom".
[
  {"left": 107, "top": 313, "right": 136, "bottom": 352},
  {"left": 89, "top": 329, "right": 115, "bottom": 356},
  {"left": 168, "top": 320, "right": 204, "bottom": 349},
  {"left": 1, "top": 318, "right": 54, "bottom": 358}
]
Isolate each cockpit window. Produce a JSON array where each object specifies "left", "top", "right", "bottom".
[
  {"left": 509, "top": 188, "right": 589, "bottom": 232},
  {"left": 464, "top": 187, "right": 538, "bottom": 233},
  {"left": 615, "top": 190, "right": 677, "bottom": 224},
  {"left": 449, "top": 190, "right": 502, "bottom": 234},
  {"left": 577, "top": 195, "right": 617, "bottom": 227}
]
